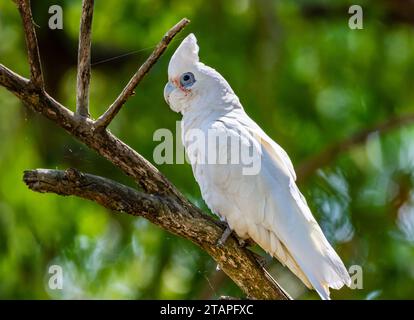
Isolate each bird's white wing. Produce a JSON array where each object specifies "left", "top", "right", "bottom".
[
  {"left": 198, "top": 112, "right": 350, "bottom": 299},
  {"left": 222, "top": 110, "right": 297, "bottom": 181}
]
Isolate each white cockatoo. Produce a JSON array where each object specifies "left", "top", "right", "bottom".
[{"left": 163, "top": 34, "right": 351, "bottom": 300}]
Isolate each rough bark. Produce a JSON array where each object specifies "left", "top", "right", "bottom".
[
  {"left": 76, "top": 0, "right": 94, "bottom": 117},
  {"left": 15, "top": 0, "right": 44, "bottom": 88}
]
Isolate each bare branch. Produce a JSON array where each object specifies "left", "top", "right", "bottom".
[
  {"left": 76, "top": 0, "right": 94, "bottom": 117},
  {"left": 15, "top": 0, "right": 44, "bottom": 88},
  {"left": 1, "top": 64, "right": 288, "bottom": 300},
  {"left": 297, "top": 113, "right": 414, "bottom": 183},
  {"left": 1, "top": 4, "right": 289, "bottom": 298},
  {"left": 0, "top": 64, "right": 30, "bottom": 91},
  {"left": 23, "top": 168, "right": 164, "bottom": 215},
  {"left": 23, "top": 168, "right": 290, "bottom": 300},
  {"left": 94, "top": 18, "right": 190, "bottom": 129}
]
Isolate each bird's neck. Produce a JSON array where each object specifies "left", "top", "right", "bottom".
[{"left": 181, "top": 90, "right": 242, "bottom": 125}]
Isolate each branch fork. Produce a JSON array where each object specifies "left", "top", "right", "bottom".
[{"left": 94, "top": 18, "right": 190, "bottom": 130}]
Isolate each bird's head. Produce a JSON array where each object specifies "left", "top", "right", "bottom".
[{"left": 164, "top": 33, "right": 238, "bottom": 114}]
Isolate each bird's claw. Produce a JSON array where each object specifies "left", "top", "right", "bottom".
[
  {"left": 217, "top": 225, "right": 232, "bottom": 247},
  {"left": 217, "top": 224, "right": 255, "bottom": 249}
]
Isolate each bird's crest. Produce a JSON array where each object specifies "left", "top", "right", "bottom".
[{"left": 168, "top": 33, "right": 199, "bottom": 77}]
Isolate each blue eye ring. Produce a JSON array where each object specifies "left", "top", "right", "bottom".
[{"left": 180, "top": 72, "right": 196, "bottom": 88}]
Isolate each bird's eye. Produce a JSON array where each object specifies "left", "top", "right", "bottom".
[{"left": 180, "top": 72, "right": 196, "bottom": 88}]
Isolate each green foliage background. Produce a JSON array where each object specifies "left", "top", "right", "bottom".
[{"left": 1, "top": 0, "right": 414, "bottom": 299}]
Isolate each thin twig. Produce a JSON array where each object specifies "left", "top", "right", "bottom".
[
  {"left": 16, "top": 0, "right": 44, "bottom": 88},
  {"left": 76, "top": 0, "right": 94, "bottom": 117},
  {"left": 296, "top": 113, "right": 414, "bottom": 183},
  {"left": 94, "top": 18, "right": 190, "bottom": 129}
]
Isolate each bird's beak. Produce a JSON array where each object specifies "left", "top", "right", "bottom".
[{"left": 164, "top": 81, "right": 175, "bottom": 105}]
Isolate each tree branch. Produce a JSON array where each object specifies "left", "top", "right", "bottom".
[
  {"left": 0, "top": 16, "right": 288, "bottom": 298},
  {"left": 23, "top": 168, "right": 290, "bottom": 300},
  {"left": 94, "top": 18, "right": 190, "bottom": 130},
  {"left": 296, "top": 113, "right": 414, "bottom": 183},
  {"left": 23, "top": 168, "right": 167, "bottom": 217},
  {"left": 15, "top": 0, "right": 44, "bottom": 89},
  {"left": 76, "top": 0, "right": 94, "bottom": 117}
]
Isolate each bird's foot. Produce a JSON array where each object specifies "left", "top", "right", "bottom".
[
  {"left": 217, "top": 225, "right": 232, "bottom": 247},
  {"left": 217, "top": 224, "right": 255, "bottom": 248}
]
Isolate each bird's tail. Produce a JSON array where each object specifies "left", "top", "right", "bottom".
[
  {"left": 260, "top": 227, "right": 351, "bottom": 300},
  {"left": 289, "top": 230, "right": 351, "bottom": 300}
]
